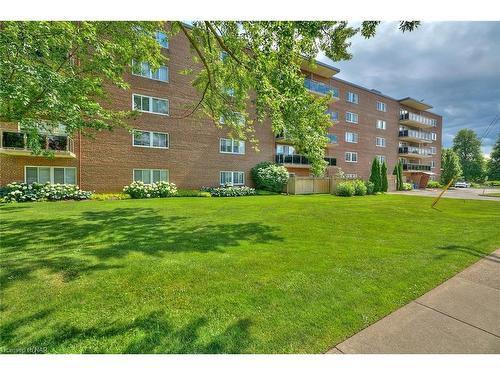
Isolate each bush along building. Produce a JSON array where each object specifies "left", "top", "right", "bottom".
[{"left": 0, "top": 29, "right": 442, "bottom": 192}]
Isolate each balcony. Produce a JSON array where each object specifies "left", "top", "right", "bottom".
[
  {"left": 0, "top": 131, "right": 75, "bottom": 158},
  {"left": 399, "top": 129, "right": 433, "bottom": 143},
  {"left": 402, "top": 163, "right": 431, "bottom": 172},
  {"left": 400, "top": 110, "right": 437, "bottom": 129},
  {"left": 399, "top": 146, "right": 432, "bottom": 159},
  {"left": 326, "top": 110, "right": 339, "bottom": 122},
  {"left": 275, "top": 154, "right": 336, "bottom": 168},
  {"left": 304, "top": 78, "right": 339, "bottom": 100}
]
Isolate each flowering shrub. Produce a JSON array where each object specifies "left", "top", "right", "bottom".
[
  {"left": 251, "top": 162, "right": 289, "bottom": 193},
  {"left": 352, "top": 180, "right": 368, "bottom": 196},
  {"left": 402, "top": 182, "right": 413, "bottom": 191},
  {"left": 335, "top": 181, "right": 355, "bottom": 197},
  {"left": 201, "top": 184, "right": 256, "bottom": 197},
  {"left": 0, "top": 182, "right": 92, "bottom": 203},
  {"left": 123, "top": 181, "right": 178, "bottom": 199},
  {"left": 426, "top": 180, "right": 442, "bottom": 189}
]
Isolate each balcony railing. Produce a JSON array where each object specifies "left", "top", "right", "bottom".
[
  {"left": 399, "top": 129, "right": 433, "bottom": 142},
  {"left": 400, "top": 110, "right": 437, "bottom": 128},
  {"left": 326, "top": 110, "right": 339, "bottom": 122},
  {"left": 304, "top": 78, "right": 339, "bottom": 98},
  {"left": 399, "top": 146, "right": 432, "bottom": 157},
  {"left": 275, "top": 154, "right": 336, "bottom": 166},
  {"left": 402, "top": 163, "right": 431, "bottom": 172},
  {"left": 0, "top": 131, "right": 75, "bottom": 156}
]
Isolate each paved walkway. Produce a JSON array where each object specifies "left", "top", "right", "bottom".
[
  {"left": 327, "top": 249, "right": 500, "bottom": 354},
  {"left": 389, "top": 187, "right": 500, "bottom": 201}
]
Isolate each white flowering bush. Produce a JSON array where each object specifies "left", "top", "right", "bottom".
[
  {"left": 122, "top": 181, "right": 178, "bottom": 199},
  {"left": 251, "top": 162, "right": 289, "bottom": 193},
  {"left": 201, "top": 184, "right": 256, "bottom": 197},
  {"left": 0, "top": 182, "right": 92, "bottom": 203}
]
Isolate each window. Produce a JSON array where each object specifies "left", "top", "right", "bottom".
[
  {"left": 430, "top": 146, "right": 437, "bottom": 155},
  {"left": 345, "top": 173, "right": 357, "bottom": 179},
  {"left": 431, "top": 160, "right": 436, "bottom": 169},
  {"left": 133, "top": 94, "right": 169, "bottom": 115},
  {"left": 155, "top": 31, "right": 169, "bottom": 48},
  {"left": 376, "top": 101, "right": 387, "bottom": 112},
  {"left": 133, "top": 169, "right": 168, "bottom": 184},
  {"left": 377, "top": 155, "right": 386, "bottom": 164},
  {"left": 132, "top": 61, "right": 169, "bottom": 82},
  {"left": 133, "top": 130, "right": 169, "bottom": 148},
  {"left": 376, "top": 120, "right": 386, "bottom": 130},
  {"left": 376, "top": 137, "right": 386, "bottom": 147},
  {"left": 326, "top": 110, "right": 339, "bottom": 122},
  {"left": 326, "top": 134, "right": 338, "bottom": 144},
  {"left": 220, "top": 51, "right": 228, "bottom": 61},
  {"left": 345, "top": 132, "right": 358, "bottom": 143},
  {"left": 431, "top": 132, "right": 437, "bottom": 141},
  {"left": 276, "top": 145, "right": 295, "bottom": 155},
  {"left": 219, "top": 113, "right": 245, "bottom": 126},
  {"left": 345, "top": 112, "right": 359, "bottom": 124},
  {"left": 346, "top": 92, "right": 359, "bottom": 104},
  {"left": 220, "top": 171, "right": 244, "bottom": 186},
  {"left": 25, "top": 166, "right": 76, "bottom": 185},
  {"left": 345, "top": 152, "right": 358, "bottom": 163},
  {"left": 219, "top": 138, "right": 245, "bottom": 154}
]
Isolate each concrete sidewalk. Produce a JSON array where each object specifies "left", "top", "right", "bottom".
[{"left": 328, "top": 249, "right": 500, "bottom": 354}]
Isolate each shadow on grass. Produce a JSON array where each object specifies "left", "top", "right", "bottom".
[
  {"left": 435, "top": 244, "right": 500, "bottom": 263},
  {"left": 0, "top": 309, "right": 252, "bottom": 354},
  {"left": 0, "top": 208, "right": 283, "bottom": 287}
]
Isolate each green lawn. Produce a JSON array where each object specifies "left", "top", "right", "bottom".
[
  {"left": 1, "top": 195, "right": 499, "bottom": 353},
  {"left": 481, "top": 192, "right": 500, "bottom": 197}
]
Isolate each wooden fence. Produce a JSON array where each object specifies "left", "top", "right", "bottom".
[{"left": 285, "top": 175, "right": 397, "bottom": 195}]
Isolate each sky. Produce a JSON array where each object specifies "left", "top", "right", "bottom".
[{"left": 319, "top": 21, "right": 500, "bottom": 156}]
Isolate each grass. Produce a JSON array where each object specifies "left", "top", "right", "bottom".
[
  {"left": 480, "top": 192, "right": 500, "bottom": 197},
  {"left": 1, "top": 194, "right": 499, "bottom": 353}
]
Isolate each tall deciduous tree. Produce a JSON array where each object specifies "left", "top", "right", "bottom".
[
  {"left": 441, "top": 148, "right": 462, "bottom": 185},
  {"left": 452, "top": 129, "right": 485, "bottom": 182},
  {"left": 487, "top": 132, "right": 500, "bottom": 180},
  {"left": 0, "top": 21, "right": 419, "bottom": 174}
]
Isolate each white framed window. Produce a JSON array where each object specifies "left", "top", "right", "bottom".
[
  {"left": 376, "top": 101, "right": 387, "bottom": 112},
  {"left": 345, "top": 152, "right": 358, "bottom": 163},
  {"left": 345, "top": 132, "right": 358, "bottom": 143},
  {"left": 133, "top": 130, "right": 169, "bottom": 149},
  {"left": 376, "top": 137, "right": 386, "bottom": 147},
  {"left": 376, "top": 120, "right": 386, "bottom": 130},
  {"left": 155, "top": 31, "right": 169, "bottom": 48},
  {"left": 25, "top": 166, "right": 76, "bottom": 185},
  {"left": 430, "top": 146, "right": 437, "bottom": 155},
  {"left": 346, "top": 92, "right": 359, "bottom": 104},
  {"left": 132, "top": 60, "right": 169, "bottom": 82},
  {"left": 276, "top": 145, "right": 295, "bottom": 155},
  {"left": 431, "top": 160, "right": 436, "bottom": 169},
  {"left": 133, "top": 169, "right": 169, "bottom": 184},
  {"left": 345, "top": 173, "right": 357, "bottom": 179},
  {"left": 219, "top": 138, "right": 245, "bottom": 154},
  {"left": 431, "top": 132, "right": 437, "bottom": 141},
  {"left": 345, "top": 112, "right": 359, "bottom": 124},
  {"left": 377, "top": 155, "right": 386, "bottom": 164},
  {"left": 326, "top": 110, "right": 339, "bottom": 122},
  {"left": 220, "top": 171, "right": 244, "bottom": 186},
  {"left": 326, "top": 134, "right": 338, "bottom": 144},
  {"left": 132, "top": 94, "right": 169, "bottom": 115}
]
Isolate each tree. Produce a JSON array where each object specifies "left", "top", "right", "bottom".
[
  {"left": 380, "top": 161, "right": 388, "bottom": 192},
  {"left": 487, "top": 132, "right": 500, "bottom": 180},
  {"left": 0, "top": 21, "right": 419, "bottom": 174},
  {"left": 452, "top": 129, "right": 485, "bottom": 181},
  {"left": 369, "top": 158, "right": 382, "bottom": 192},
  {"left": 397, "top": 161, "right": 404, "bottom": 191},
  {"left": 441, "top": 148, "right": 462, "bottom": 185}
]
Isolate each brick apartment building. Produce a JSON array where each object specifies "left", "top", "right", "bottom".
[{"left": 0, "top": 29, "right": 442, "bottom": 192}]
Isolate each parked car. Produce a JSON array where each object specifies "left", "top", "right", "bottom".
[{"left": 454, "top": 181, "right": 471, "bottom": 188}]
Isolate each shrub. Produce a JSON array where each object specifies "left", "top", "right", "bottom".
[
  {"left": 402, "top": 182, "right": 413, "bottom": 191},
  {"left": 176, "top": 189, "right": 211, "bottom": 197},
  {"left": 353, "top": 180, "right": 367, "bottom": 196},
  {"left": 336, "top": 181, "right": 355, "bottom": 197},
  {"left": 426, "top": 181, "right": 442, "bottom": 189},
  {"left": 91, "top": 193, "right": 130, "bottom": 200},
  {"left": 251, "top": 161, "right": 289, "bottom": 193},
  {"left": 380, "top": 161, "right": 388, "bottom": 192},
  {"left": 123, "top": 181, "right": 177, "bottom": 199},
  {"left": 364, "top": 181, "right": 375, "bottom": 195},
  {"left": 369, "top": 158, "right": 382, "bottom": 192},
  {"left": 201, "top": 184, "right": 256, "bottom": 197},
  {"left": 0, "top": 182, "right": 92, "bottom": 203}
]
